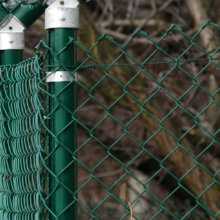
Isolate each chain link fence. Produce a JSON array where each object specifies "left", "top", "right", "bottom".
[
  {"left": 0, "top": 57, "right": 42, "bottom": 219},
  {"left": 74, "top": 22, "right": 220, "bottom": 219},
  {"left": 1, "top": 19, "right": 220, "bottom": 219}
]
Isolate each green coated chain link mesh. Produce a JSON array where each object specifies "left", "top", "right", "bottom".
[
  {"left": 0, "top": 57, "right": 42, "bottom": 219},
  {"left": 2, "top": 21, "right": 220, "bottom": 219}
]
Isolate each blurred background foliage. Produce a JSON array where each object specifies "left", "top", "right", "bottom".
[{"left": 3, "top": 0, "right": 220, "bottom": 219}]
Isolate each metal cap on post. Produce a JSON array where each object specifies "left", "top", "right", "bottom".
[
  {"left": 0, "top": 15, "right": 25, "bottom": 65},
  {"left": 45, "top": 0, "right": 79, "bottom": 29},
  {"left": 0, "top": 16, "right": 25, "bottom": 50},
  {"left": 0, "top": 1, "right": 46, "bottom": 64}
]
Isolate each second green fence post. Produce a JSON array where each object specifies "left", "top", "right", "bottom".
[{"left": 45, "top": 0, "right": 79, "bottom": 219}]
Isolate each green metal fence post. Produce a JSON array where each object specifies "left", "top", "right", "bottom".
[
  {"left": 0, "top": 11, "right": 24, "bottom": 220},
  {"left": 45, "top": 0, "right": 79, "bottom": 219},
  {"left": 0, "top": 4, "right": 46, "bottom": 219}
]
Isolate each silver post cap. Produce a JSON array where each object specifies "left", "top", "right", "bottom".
[
  {"left": 0, "top": 16, "right": 25, "bottom": 50},
  {"left": 45, "top": 0, "right": 79, "bottom": 29}
]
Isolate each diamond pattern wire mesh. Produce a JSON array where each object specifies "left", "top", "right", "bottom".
[
  {"left": 0, "top": 57, "right": 42, "bottom": 219},
  {"left": 2, "top": 22, "right": 220, "bottom": 219},
  {"left": 74, "top": 22, "right": 220, "bottom": 220}
]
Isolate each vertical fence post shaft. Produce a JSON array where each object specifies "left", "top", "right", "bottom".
[
  {"left": 45, "top": 0, "right": 79, "bottom": 219},
  {"left": 0, "top": 14, "right": 24, "bottom": 220}
]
